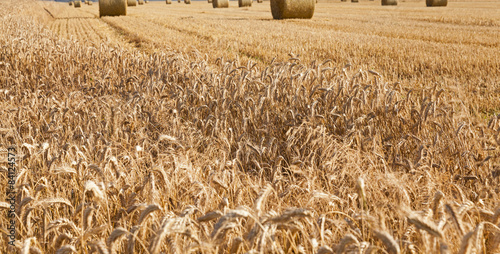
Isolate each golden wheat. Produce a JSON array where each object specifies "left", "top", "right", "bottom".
[{"left": 1, "top": 1, "right": 499, "bottom": 253}]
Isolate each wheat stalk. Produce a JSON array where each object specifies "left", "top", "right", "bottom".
[
  {"left": 55, "top": 245, "right": 77, "bottom": 254},
  {"left": 107, "top": 227, "right": 129, "bottom": 254},
  {"left": 407, "top": 213, "right": 443, "bottom": 238},
  {"left": 336, "top": 234, "right": 359, "bottom": 254},
  {"left": 373, "top": 229, "right": 400, "bottom": 254},
  {"left": 137, "top": 204, "right": 161, "bottom": 225}
]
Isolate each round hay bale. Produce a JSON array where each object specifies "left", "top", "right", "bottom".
[
  {"left": 238, "top": 0, "right": 251, "bottom": 7},
  {"left": 351, "top": 0, "right": 358, "bottom": 2},
  {"left": 178, "top": 0, "right": 180, "bottom": 3},
  {"left": 88, "top": 1, "right": 93, "bottom": 5},
  {"left": 127, "top": 0, "right": 137, "bottom": 6},
  {"left": 426, "top": 0, "right": 447, "bottom": 6},
  {"left": 212, "top": 0, "right": 229, "bottom": 8},
  {"left": 257, "top": 0, "right": 262, "bottom": 3},
  {"left": 208, "top": 0, "right": 212, "bottom": 3},
  {"left": 166, "top": 0, "right": 172, "bottom": 4},
  {"left": 74, "top": 0, "right": 81, "bottom": 7},
  {"left": 145, "top": 0, "right": 149, "bottom": 3},
  {"left": 138, "top": 0, "right": 144, "bottom": 4},
  {"left": 381, "top": 0, "right": 397, "bottom": 5},
  {"left": 69, "top": 1, "right": 73, "bottom": 6},
  {"left": 99, "top": 0, "right": 127, "bottom": 17},
  {"left": 185, "top": 0, "right": 191, "bottom": 4},
  {"left": 270, "top": 0, "right": 315, "bottom": 19}
]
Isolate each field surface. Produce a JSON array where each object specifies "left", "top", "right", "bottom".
[
  {"left": 43, "top": 0, "right": 500, "bottom": 112},
  {"left": 0, "top": 0, "right": 499, "bottom": 253}
]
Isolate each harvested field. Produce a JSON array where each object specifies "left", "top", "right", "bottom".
[
  {"left": 41, "top": 0, "right": 500, "bottom": 112},
  {"left": 0, "top": 0, "right": 499, "bottom": 253}
]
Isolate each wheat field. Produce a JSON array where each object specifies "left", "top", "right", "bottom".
[{"left": 0, "top": 0, "right": 499, "bottom": 253}]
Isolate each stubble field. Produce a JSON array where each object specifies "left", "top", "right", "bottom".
[{"left": 0, "top": 0, "right": 499, "bottom": 253}]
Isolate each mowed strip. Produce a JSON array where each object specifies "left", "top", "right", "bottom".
[
  {"left": 130, "top": 1, "right": 500, "bottom": 112},
  {"left": 126, "top": 3, "right": 500, "bottom": 74},
  {"left": 40, "top": 1, "right": 135, "bottom": 49}
]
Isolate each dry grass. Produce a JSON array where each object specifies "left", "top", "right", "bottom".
[
  {"left": 0, "top": 0, "right": 499, "bottom": 253},
  {"left": 42, "top": 0, "right": 499, "bottom": 114}
]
